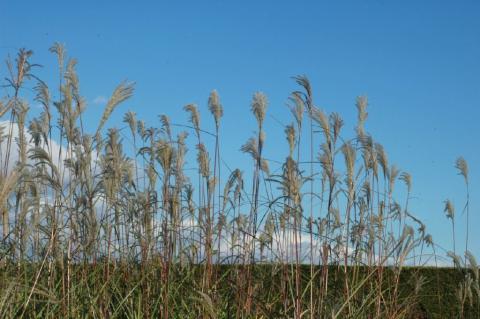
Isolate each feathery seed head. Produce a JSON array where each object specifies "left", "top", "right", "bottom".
[
  {"left": 208, "top": 90, "right": 223, "bottom": 127},
  {"left": 403, "top": 225, "right": 414, "bottom": 238},
  {"left": 8, "top": 48, "right": 34, "bottom": 90},
  {"left": 260, "top": 158, "right": 270, "bottom": 175},
  {"left": 34, "top": 81, "right": 51, "bottom": 112},
  {"left": 285, "top": 124, "right": 296, "bottom": 157},
  {"left": 123, "top": 111, "right": 137, "bottom": 136},
  {"left": 342, "top": 142, "right": 356, "bottom": 193},
  {"left": 97, "top": 81, "right": 135, "bottom": 134},
  {"left": 466, "top": 251, "right": 479, "bottom": 280},
  {"left": 137, "top": 120, "right": 146, "bottom": 137},
  {"left": 159, "top": 114, "right": 172, "bottom": 139},
  {"left": 424, "top": 234, "right": 433, "bottom": 247},
  {"left": 311, "top": 107, "right": 330, "bottom": 143},
  {"left": 196, "top": 143, "right": 210, "bottom": 178},
  {"left": 356, "top": 95, "right": 368, "bottom": 137},
  {"left": 330, "top": 112, "right": 344, "bottom": 144},
  {"left": 400, "top": 172, "right": 412, "bottom": 193},
  {"left": 0, "top": 170, "right": 21, "bottom": 205},
  {"left": 447, "top": 251, "right": 463, "bottom": 268},
  {"left": 293, "top": 75, "right": 312, "bottom": 110},
  {"left": 251, "top": 92, "right": 268, "bottom": 127},
  {"left": 455, "top": 156, "right": 468, "bottom": 184},
  {"left": 389, "top": 165, "right": 399, "bottom": 194},
  {"left": 233, "top": 170, "right": 244, "bottom": 203},
  {"left": 156, "top": 139, "right": 173, "bottom": 173},
  {"left": 241, "top": 137, "right": 258, "bottom": 161},
  {"left": 444, "top": 199, "right": 455, "bottom": 220},
  {"left": 375, "top": 143, "right": 389, "bottom": 179},
  {"left": 288, "top": 92, "right": 304, "bottom": 128},
  {"left": 184, "top": 104, "right": 200, "bottom": 138},
  {"left": 49, "top": 42, "right": 65, "bottom": 69}
]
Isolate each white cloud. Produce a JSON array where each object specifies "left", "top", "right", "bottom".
[
  {"left": 0, "top": 121, "right": 68, "bottom": 174},
  {"left": 93, "top": 95, "right": 107, "bottom": 105}
]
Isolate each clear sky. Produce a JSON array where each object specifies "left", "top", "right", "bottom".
[{"left": 1, "top": 0, "right": 479, "bottom": 261}]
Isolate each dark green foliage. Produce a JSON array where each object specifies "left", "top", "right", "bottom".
[{"left": 1, "top": 264, "right": 478, "bottom": 318}]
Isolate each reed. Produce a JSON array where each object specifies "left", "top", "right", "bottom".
[{"left": 0, "top": 46, "right": 477, "bottom": 318}]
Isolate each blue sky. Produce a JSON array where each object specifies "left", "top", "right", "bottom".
[{"left": 1, "top": 0, "right": 479, "bottom": 260}]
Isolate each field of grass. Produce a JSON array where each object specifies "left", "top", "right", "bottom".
[
  {"left": 1, "top": 264, "right": 478, "bottom": 318},
  {"left": 0, "top": 45, "right": 478, "bottom": 318}
]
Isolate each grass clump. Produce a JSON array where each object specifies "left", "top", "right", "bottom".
[{"left": 0, "top": 45, "right": 477, "bottom": 318}]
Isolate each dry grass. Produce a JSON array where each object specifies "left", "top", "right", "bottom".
[{"left": 0, "top": 46, "right": 477, "bottom": 318}]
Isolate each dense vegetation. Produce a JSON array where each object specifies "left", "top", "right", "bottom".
[{"left": 0, "top": 46, "right": 478, "bottom": 318}]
